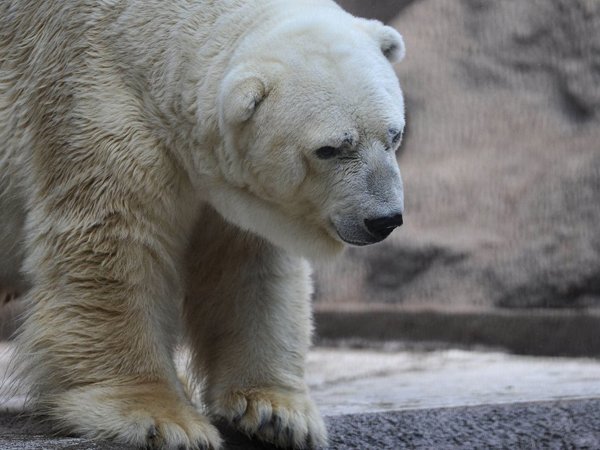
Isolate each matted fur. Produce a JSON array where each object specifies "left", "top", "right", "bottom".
[{"left": 0, "top": 0, "right": 405, "bottom": 448}]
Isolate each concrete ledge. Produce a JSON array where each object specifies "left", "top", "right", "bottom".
[
  {"left": 1, "top": 399, "right": 599, "bottom": 449},
  {"left": 314, "top": 305, "right": 600, "bottom": 357}
]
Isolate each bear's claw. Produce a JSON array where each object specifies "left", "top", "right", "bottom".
[{"left": 211, "top": 387, "right": 327, "bottom": 449}]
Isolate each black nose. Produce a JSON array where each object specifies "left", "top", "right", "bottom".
[{"left": 364, "top": 214, "right": 404, "bottom": 240}]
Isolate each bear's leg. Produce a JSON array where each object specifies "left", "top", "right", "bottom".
[
  {"left": 14, "top": 190, "right": 221, "bottom": 449},
  {"left": 184, "top": 208, "right": 327, "bottom": 449}
]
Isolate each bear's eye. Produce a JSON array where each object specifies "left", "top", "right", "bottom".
[
  {"left": 391, "top": 129, "right": 403, "bottom": 146},
  {"left": 315, "top": 146, "right": 340, "bottom": 160}
]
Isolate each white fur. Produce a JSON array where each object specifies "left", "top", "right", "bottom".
[{"left": 0, "top": 0, "right": 405, "bottom": 448}]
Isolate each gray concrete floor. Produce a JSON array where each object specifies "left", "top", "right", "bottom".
[{"left": 0, "top": 343, "right": 599, "bottom": 448}]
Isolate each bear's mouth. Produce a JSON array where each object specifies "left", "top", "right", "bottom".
[
  {"left": 331, "top": 211, "right": 403, "bottom": 246},
  {"left": 331, "top": 220, "right": 381, "bottom": 246},
  {"left": 337, "top": 234, "right": 372, "bottom": 246}
]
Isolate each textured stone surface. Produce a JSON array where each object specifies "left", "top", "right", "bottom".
[
  {"left": 1, "top": 342, "right": 600, "bottom": 449},
  {"left": 326, "top": 399, "right": 600, "bottom": 450},
  {"left": 1, "top": 399, "right": 599, "bottom": 449},
  {"left": 322, "top": 0, "right": 600, "bottom": 310}
]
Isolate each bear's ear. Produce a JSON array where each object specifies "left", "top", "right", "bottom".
[
  {"left": 358, "top": 19, "right": 406, "bottom": 63},
  {"left": 378, "top": 25, "right": 405, "bottom": 63},
  {"left": 218, "top": 70, "right": 269, "bottom": 126}
]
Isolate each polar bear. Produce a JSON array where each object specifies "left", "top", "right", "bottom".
[{"left": 0, "top": 0, "right": 405, "bottom": 448}]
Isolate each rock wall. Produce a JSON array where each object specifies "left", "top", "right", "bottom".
[{"left": 322, "top": 0, "right": 600, "bottom": 309}]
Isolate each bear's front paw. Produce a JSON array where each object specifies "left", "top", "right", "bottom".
[
  {"left": 211, "top": 387, "right": 327, "bottom": 449},
  {"left": 53, "top": 382, "right": 222, "bottom": 449}
]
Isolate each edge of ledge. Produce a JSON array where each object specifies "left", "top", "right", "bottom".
[{"left": 313, "top": 305, "right": 600, "bottom": 357}]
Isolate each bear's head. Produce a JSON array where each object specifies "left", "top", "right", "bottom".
[{"left": 210, "top": 5, "right": 406, "bottom": 260}]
